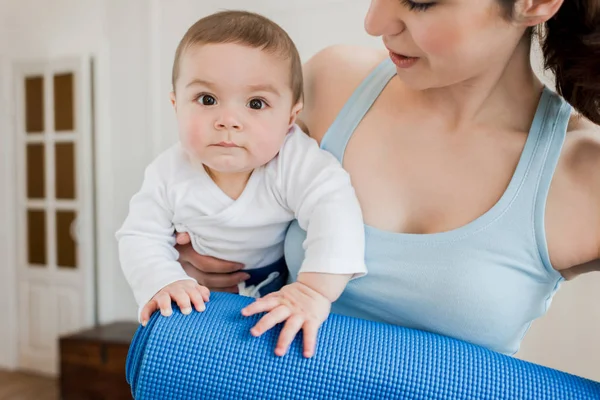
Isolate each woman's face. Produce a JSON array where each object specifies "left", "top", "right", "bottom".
[{"left": 365, "top": 0, "right": 528, "bottom": 90}]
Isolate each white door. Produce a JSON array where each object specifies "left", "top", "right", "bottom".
[{"left": 14, "top": 57, "right": 95, "bottom": 376}]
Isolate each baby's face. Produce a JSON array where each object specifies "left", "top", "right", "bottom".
[{"left": 171, "top": 43, "right": 301, "bottom": 174}]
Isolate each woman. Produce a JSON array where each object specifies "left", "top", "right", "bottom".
[{"left": 176, "top": 0, "right": 600, "bottom": 355}]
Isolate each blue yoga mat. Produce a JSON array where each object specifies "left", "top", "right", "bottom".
[{"left": 126, "top": 292, "right": 600, "bottom": 399}]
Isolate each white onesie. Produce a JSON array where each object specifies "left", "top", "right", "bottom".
[{"left": 116, "top": 125, "right": 367, "bottom": 314}]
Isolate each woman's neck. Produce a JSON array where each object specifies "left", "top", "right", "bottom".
[{"left": 416, "top": 35, "right": 545, "bottom": 134}]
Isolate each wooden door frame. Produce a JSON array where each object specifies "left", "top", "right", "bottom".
[{"left": 0, "top": 57, "right": 19, "bottom": 370}]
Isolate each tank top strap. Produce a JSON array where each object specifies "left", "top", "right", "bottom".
[
  {"left": 528, "top": 87, "right": 572, "bottom": 273},
  {"left": 502, "top": 86, "right": 572, "bottom": 275},
  {"left": 320, "top": 58, "right": 397, "bottom": 162}
]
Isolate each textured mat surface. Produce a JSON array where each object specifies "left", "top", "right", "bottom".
[{"left": 126, "top": 292, "right": 600, "bottom": 399}]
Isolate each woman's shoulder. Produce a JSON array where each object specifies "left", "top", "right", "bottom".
[
  {"left": 563, "top": 115, "right": 600, "bottom": 171},
  {"left": 299, "top": 45, "right": 388, "bottom": 143},
  {"left": 560, "top": 114, "right": 600, "bottom": 238}
]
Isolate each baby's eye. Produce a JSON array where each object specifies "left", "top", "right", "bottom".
[
  {"left": 247, "top": 98, "right": 267, "bottom": 110},
  {"left": 198, "top": 94, "right": 216, "bottom": 106}
]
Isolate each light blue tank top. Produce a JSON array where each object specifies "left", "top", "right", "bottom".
[{"left": 284, "top": 58, "right": 573, "bottom": 355}]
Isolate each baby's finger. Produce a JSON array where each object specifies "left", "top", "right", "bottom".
[
  {"left": 301, "top": 320, "right": 320, "bottom": 358},
  {"left": 140, "top": 300, "right": 158, "bottom": 326},
  {"left": 275, "top": 315, "right": 304, "bottom": 357},
  {"left": 250, "top": 305, "right": 291, "bottom": 337},
  {"left": 171, "top": 289, "right": 192, "bottom": 315},
  {"left": 241, "top": 295, "right": 281, "bottom": 317},
  {"left": 156, "top": 292, "right": 174, "bottom": 317},
  {"left": 198, "top": 285, "right": 210, "bottom": 303},
  {"left": 187, "top": 286, "right": 206, "bottom": 312}
]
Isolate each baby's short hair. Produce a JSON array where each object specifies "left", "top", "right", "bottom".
[{"left": 172, "top": 10, "right": 303, "bottom": 104}]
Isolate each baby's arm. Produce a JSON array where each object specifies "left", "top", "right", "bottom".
[
  {"left": 296, "top": 272, "right": 350, "bottom": 303},
  {"left": 116, "top": 158, "right": 208, "bottom": 325},
  {"left": 277, "top": 126, "right": 367, "bottom": 280},
  {"left": 242, "top": 126, "right": 366, "bottom": 357}
]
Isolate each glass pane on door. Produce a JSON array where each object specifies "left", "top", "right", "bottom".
[
  {"left": 27, "top": 210, "right": 46, "bottom": 266},
  {"left": 56, "top": 210, "right": 77, "bottom": 268},
  {"left": 54, "top": 73, "right": 74, "bottom": 132},
  {"left": 55, "top": 143, "right": 76, "bottom": 200},
  {"left": 25, "top": 76, "right": 44, "bottom": 133},
  {"left": 27, "top": 144, "right": 45, "bottom": 199}
]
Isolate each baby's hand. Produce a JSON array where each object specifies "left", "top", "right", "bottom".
[
  {"left": 240, "top": 282, "right": 331, "bottom": 358},
  {"left": 141, "top": 280, "right": 210, "bottom": 326}
]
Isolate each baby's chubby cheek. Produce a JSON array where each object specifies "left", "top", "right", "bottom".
[
  {"left": 251, "top": 136, "right": 287, "bottom": 165},
  {"left": 179, "top": 125, "right": 210, "bottom": 152}
]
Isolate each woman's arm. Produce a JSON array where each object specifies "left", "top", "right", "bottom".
[
  {"left": 549, "top": 117, "right": 600, "bottom": 279},
  {"left": 175, "top": 232, "right": 249, "bottom": 292}
]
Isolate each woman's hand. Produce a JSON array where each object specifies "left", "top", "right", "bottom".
[{"left": 176, "top": 232, "right": 249, "bottom": 292}]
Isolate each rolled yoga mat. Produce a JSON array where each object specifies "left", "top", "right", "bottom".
[{"left": 126, "top": 292, "right": 600, "bottom": 399}]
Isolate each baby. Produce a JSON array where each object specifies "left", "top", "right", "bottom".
[{"left": 116, "top": 10, "right": 366, "bottom": 358}]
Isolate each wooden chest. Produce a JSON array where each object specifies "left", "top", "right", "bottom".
[{"left": 59, "top": 322, "right": 139, "bottom": 400}]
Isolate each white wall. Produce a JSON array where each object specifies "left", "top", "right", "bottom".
[
  {"left": 97, "top": 0, "right": 153, "bottom": 323},
  {"left": 0, "top": 0, "right": 106, "bottom": 58},
  {"left": 0, "top": 0, "right": 598, "bottom": 381}
]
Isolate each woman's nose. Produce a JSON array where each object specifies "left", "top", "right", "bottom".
[{"left": 364, "top": 0, "right": 405, "bottom": 37}]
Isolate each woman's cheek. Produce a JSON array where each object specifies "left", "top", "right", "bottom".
[
  {"left": 418, "top": 4, "right": 500, "bottom": 59},
  {"left": 415, "top": 22, "right": 463, "bottom": 59}
]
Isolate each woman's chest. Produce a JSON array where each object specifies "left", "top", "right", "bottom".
[{"left": 341, "top": 113, "right": 525, "bottom": 235}]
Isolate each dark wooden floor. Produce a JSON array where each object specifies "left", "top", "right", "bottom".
[{"left": 0, "top": 370, "right": 58, "bottom": 400}]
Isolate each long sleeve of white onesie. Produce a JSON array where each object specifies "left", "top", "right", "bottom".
[
  {"left": 270, "top": 128, "right": 366, "bottom": 277},
  {"left": 116, "top": 158, "right": 196, "bottom": 315}
]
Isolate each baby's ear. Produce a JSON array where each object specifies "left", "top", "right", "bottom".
[{"left": 288, "top": 102, "right": 304, "bottom": 127}]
